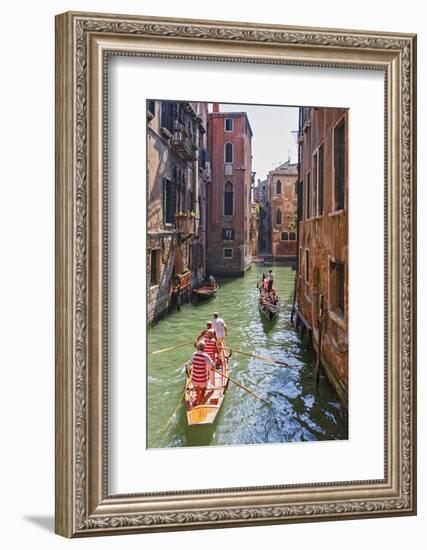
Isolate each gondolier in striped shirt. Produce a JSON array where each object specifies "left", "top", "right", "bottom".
[
  {"left": 190, "top": 340, "right": 214, "bottom": 406},
  {"left": 203, "top": 329, "right": 219, "bottom": 385},
  {"left": 194, "top": 321, "right": 215, "bottom": 348}
]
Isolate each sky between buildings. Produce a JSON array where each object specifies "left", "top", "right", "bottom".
[{"left": 211, "top": 103, "right": 299, "bottom": 184}]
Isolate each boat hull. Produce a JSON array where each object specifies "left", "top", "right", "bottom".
[
  {"left": 185, "top": 350, "right": 229, "bottom": 426},
  {"left": 259, "top": 302, "right": 280, "bottom": 321},
  {"left": 192, "top": 283, "right": 219, "bottom": 300},
  {"left": 258, "top": 287, "right": 280, "bottom": 321}
]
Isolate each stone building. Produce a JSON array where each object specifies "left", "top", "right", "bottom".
[
  {"left": 268, "top": 160, "right": 298, "bottom": 260},
  {"left": 206, "top": 104, "right": 253, "bottom": 275},
  {"left": 249, "top": 201, "right": 260, "bottom": 258},
  {"left": 146, "top": 100, "right": 210, "bottom": 322},
  {"left": 256, "top": 177, "right": 271, "bottom": 255},
  {"left": 295, "top": 106, "right": 349, "bottom": 407}
]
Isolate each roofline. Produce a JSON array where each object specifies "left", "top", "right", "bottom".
[{"left": 208, "top": 111, "right": 253, "bottom": 138}]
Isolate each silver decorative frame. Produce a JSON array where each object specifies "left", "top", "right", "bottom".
[{"left": 55, "top": 11, "right": 417, "bottom": 537}]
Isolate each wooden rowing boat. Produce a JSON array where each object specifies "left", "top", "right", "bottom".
[
  {"left": 185, "top": 347, "right": 229, "bottom": 426},
  {"left": 192, "top": 281, "right": 219, "bottom": 300},
  {"left": 258, "top": 288, "right": 280, "bottom": 321}
]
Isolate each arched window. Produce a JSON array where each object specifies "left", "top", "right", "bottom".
[
  {"left": 289, "top": 232, "right": 296, "bottom": 241},
  {"left": 276, "top": 180, "right": 282, "bottom": 195},
  {"left": 224, "top": 181, "right": 234, "bottom": 216},
  {"left": 225, "top": 142, "right": 233, "bottom": 163},
  {"left": 281, "top": 232, "right": 289, "bottom": 241},
  {"left": 276, "top": 209, "right": 282, "bottom": 225}
]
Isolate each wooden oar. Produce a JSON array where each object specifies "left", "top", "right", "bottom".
[
  {"left": 212, "top": 368, "right": 271, "bottom": 406},
  {"left": 225, "top": 347, "right": 299, "bottom": 369},
  {"left": 152, "top": 340, "right": 193, "bottom": 355},
  {"left": 163, "top": 388, "right": 186, "bottom": 431}
]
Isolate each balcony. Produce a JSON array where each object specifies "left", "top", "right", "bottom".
[
  {"left": 171, "top": 121, "right": 197, "bottom": 161},
  {"left": 176, "top": 212, "right": 196, "bottom": 237}
]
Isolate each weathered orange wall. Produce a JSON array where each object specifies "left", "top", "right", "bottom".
[{"left": 297, "top": 107, "right": 349, "bottom": 403}]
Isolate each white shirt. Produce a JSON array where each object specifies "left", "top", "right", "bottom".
[{"left": 212, "top": 317, "right": 225, "bottom": 338}]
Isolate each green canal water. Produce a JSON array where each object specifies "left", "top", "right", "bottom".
[{"left": 147, "top": 265, "right": 348, "bottom": 448}]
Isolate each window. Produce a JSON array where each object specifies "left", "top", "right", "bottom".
[
  {"left": 318, "top": 143, "right": 324, "bottom": 215},
  {"left": 224, "top": 181, "right": 234, "bottom": 216},
  {"left": 334, "top": 119, "right": 346, "bottom": 211},
  {"left": 281, "top": 232, "right": 289, "bottom": 241},
  {"left": 147, "top": 100, "right": 155, "bottom": 116},
  {"left": 222, "top": 228, "right": 234, "bottom": 240},
  {"left": 150, "top": 249, "right": 159, "bottom": 286},
  {"left": 276, "top": 180, "right": 282, "bottom": 195},
  {"left": 225, "top": 118, "right": 233, "bottom": 132},
  {"left": 199, "top": 148, "right": 208, "bottom": 169},
  {"left": 305, "top": 249, "right": 310, "bottom": 282},
  {"left": 276, "top": 209, "right": 282, "bottom": 225},
  {"left": 160, "top": 101, "right": 175, "bottom": 133},
  {"left": 330, "top": 260, "right": 345, "bottom": 315},
  {"left": 312, "top": 152, "right": 317, "bottom": 216},
  {"left": 225, "top": 142, "right": 233, "bottom": 163},
  {"left": 306, "top": 172, "right": 311, "bottom": 219},
  {"left": 312, "top": 144, "right": 324, "bottom": 216},
  {"left": 163, "top": 178, "right": 176, "bottom": 225},
  {"left": 187, "top": 189, "right": 194, "bottom": 212},
  {"left": 224, "top": 248, "right": 233, "bottom": 259},
  {"left": 289, "top": 232, "right": 296, "bottom": 241},
  {"left": 297, "top": 179, "right": 303, "bottom": 222}
]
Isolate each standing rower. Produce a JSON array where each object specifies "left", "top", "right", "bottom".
[
  {"left": 190, "top": 341, "right": 213, "bottom": 406},
  {"left": 194, "top": 321, "right": 215, "bottom": 347},
  {"left": 203, "top": 329, "right": 218, "bottom": 385},
  {"left": 267, "top": 269, "right": 274, "bottom": 292},
  {"left": 212, "top": 312, "right": 227, "bottom": 350}
]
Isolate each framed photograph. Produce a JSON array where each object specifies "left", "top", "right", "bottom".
[{"left": 55, "top": 11, "right": 417, "bottom": 537}]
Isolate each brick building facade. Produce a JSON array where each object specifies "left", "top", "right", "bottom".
[
  {"left": 206, "top": 104, "right": 253, "bottom": 275},
  {"left": 296, "top": 107, "right": 349, "bottom": 406},
  {"left": 269, "top": 160, "right": 298, "bottom": 260},
  {"left": 146, "top": 100, "right": 210, "bottom": 322}
]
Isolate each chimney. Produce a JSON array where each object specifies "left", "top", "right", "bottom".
[{"left": 212, "top": 103, "right": 220, "bottom": 113}]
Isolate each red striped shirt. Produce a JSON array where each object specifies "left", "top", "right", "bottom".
[
  {"left": 204, "top": 337, "right": 217, "bottom": 360},
  {"left": 191, "top": 351, "right": 211, "bottom": 383}
]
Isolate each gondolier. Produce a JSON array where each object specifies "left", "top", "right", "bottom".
[
  {"left": 190, "top": 341, "right": 214, "bottom": 406},
  {"left": 203, "top": 329, "right": 218, "bottom": 385},
  {"left": 194, "top": 321, "right": 215, "bottom": 347},
  {"left": 185, "top": 336, "right": 230, "bottom": 426},
  {"left": 267, "top": 269, "right": 274, "bottom": 292},
  {"left": 258, "top": 286, "right": 280, "bottom": 321},
  {"left": 212, "top": 312, "right": 227, "bottom": 348}
]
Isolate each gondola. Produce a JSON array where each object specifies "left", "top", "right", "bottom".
[
  {"left": 185, "top": 345, "right": 229, "bottom": 426},
  {"left": 192, "top": 281, "right": 219, "bottom": 300},
  {"left": 258, "top": 287, "right": 280, "bottom": 321}
]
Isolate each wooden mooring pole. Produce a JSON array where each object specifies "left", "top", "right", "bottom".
[{"left": 315, "top": 294, "right": 324, "bottom": 390}]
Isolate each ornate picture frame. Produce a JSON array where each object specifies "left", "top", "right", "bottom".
[{"left": 55, "top": 11, "right": 416, "bottom": 537}]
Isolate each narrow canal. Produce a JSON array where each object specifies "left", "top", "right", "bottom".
[{"left": 147, "top": 265, "right": 348, "bottom": 448}]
